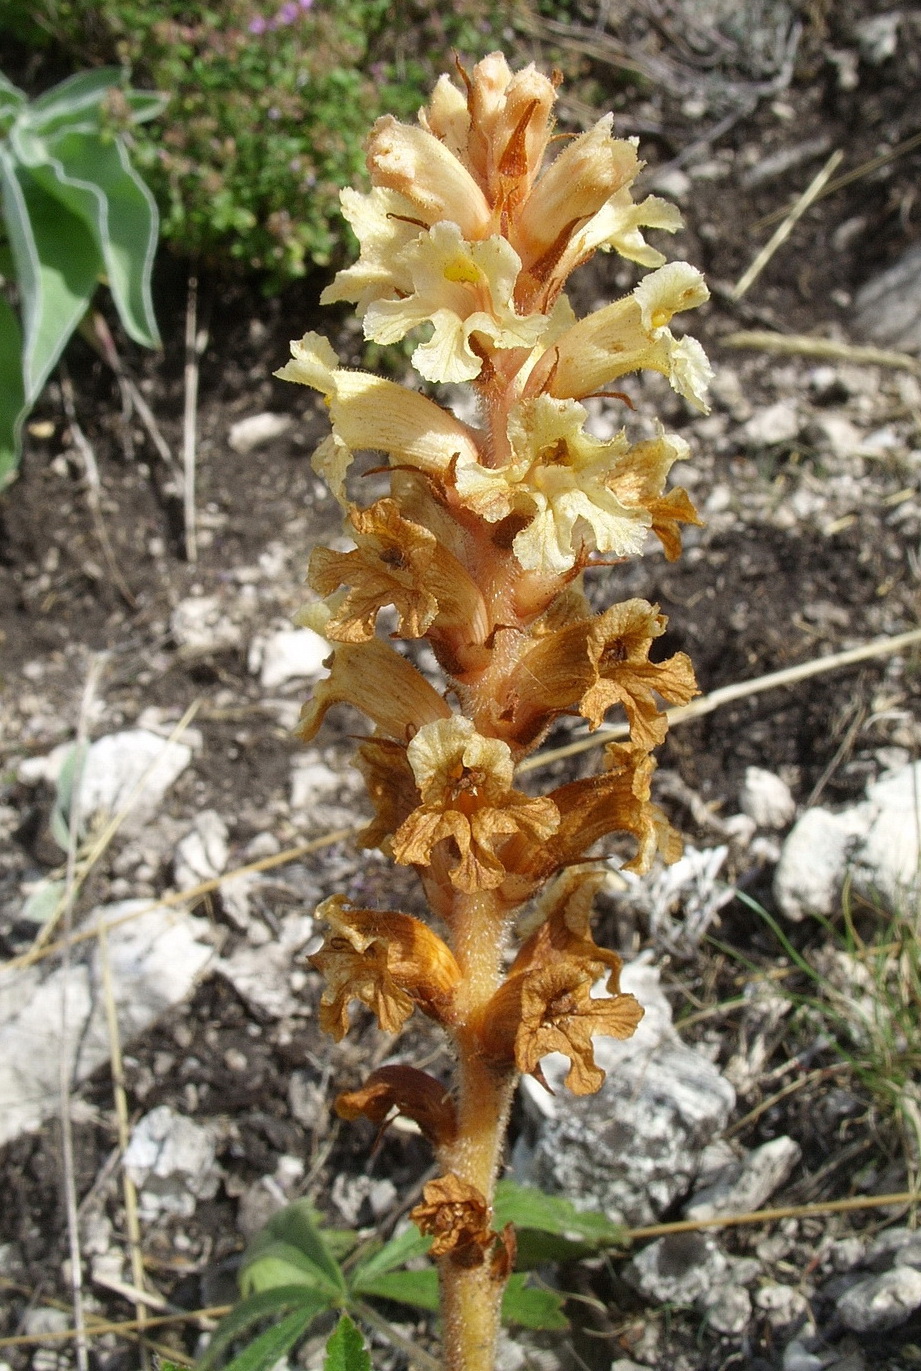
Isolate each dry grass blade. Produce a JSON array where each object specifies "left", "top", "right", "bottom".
[
  {"left": 518, "top": 628, "right": 921, "bottom": 773},
  {"left": 58, "top": 655, "right": 107, "bottom": 1371},
  {"left": 98, "top": 922, "right": 151, "bottom": 1369},
  {"left": 731, "top": 148, "right": 843, "bottom": 299},
  {"left": 754, "top": 127, "right": 921, "bottom": 231},
  {"left": 627, "top": 1190, "right": 920, "bottom": 1241},
  {"left": 723, "top": 330, "right": 921, "bottom": 375},
  {"left": 183, "top": 271, "right": 203, "bottom": 564},
  {"left": 59, "top": 370, "right": 135, "bottom": 606}
]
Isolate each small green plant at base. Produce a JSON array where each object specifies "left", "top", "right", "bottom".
[
  {"left": 196, "top": 1183, "right": 627, "bottom": 1369},
  {"left": 0, "top": 65, "right": 163, "bottom": 486}
]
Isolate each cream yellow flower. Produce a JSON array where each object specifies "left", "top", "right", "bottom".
[
  {"left": 568, "top": 189, "right": 683, "bottom": 270},
  {"left": 454, "top": 395, "right": 655, "bottom": 575},
  {"left": 363, "top": 222, "right": 549, "bottom": 384},
  {"left": 539, "top": 261, "right": 712, "bottom": 410},
  {"left": 275, "top": 331, "right": 482, "bottom": 479}
]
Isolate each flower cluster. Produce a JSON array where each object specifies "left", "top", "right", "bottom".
[{"left": 279, "top": 53, "right": 709, "bottom": 1371}]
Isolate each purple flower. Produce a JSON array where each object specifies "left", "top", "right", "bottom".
[
  {"left": 298, "top": 0, "right": 313, "bottom": 9},
  {"left": 247, "top": 14, "right": 268, "bottom": 32},
  {"left": 277, "top": 1, "right": 299, "bottom": 23}
]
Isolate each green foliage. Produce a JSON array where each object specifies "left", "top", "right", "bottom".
[
  {"left": 324, "top": 1315, "right": 372, "bottom": 1371},
  {"left": 0, "top": 66, "right": 163, "bottom": 486},
  {"left": 35, "top": 0, "right": 504, "bottom": 290},
  {"left": 198, "top": 1180, "right": 631, "bottom": 1367}
]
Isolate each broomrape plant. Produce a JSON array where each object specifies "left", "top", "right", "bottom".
[{"left": 277, "top": 53, "right": 712, "bottom": 1371}]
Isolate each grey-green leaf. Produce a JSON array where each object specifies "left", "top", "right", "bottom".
[
  {"left": 0, "top": 290, "right": 26, "bottom": 487},
  {"left": 0, "top": 151, "right": 100, "bottom": 404},
  {"left": 323, "top": 1315, "right": 371, "bottom": 1371},
  {"left": 28, "top": 128, "right": 160, "bottom": 346},
  {"left": 244, "top": 1200, "right": 347, "bottom": 1295},
  {"left": 27, "top": 68, "right": 123, "bottom": 134},
  {"left": 0, "top": 71, "right": 25, "bottom": 119},
  {"left": 239, "top": 1240, "right": 344, "bottom": 1300}
]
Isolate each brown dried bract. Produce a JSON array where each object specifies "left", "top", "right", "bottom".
[{"left": 411, "top": 1173, "right": 495, "bottom": 1267}]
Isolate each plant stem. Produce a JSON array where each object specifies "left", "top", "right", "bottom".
[{"left": 439, "top": 891, "right": 517, "bottom": 1371}]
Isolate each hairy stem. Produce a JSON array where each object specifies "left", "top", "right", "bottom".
[{"left": 439, "top": 890, "right": 517, "bottom": 1371}]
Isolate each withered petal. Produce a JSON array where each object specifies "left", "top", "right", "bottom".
[{"left": 335, "top": 1065, "right": 457, "bottom": 1147}]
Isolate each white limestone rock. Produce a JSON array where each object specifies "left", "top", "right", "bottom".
[
  {"left": 836, "top": 1267, "right": 921, "bottom": 1332},
  {"left": 773, "top": 807, "right": 860, "bottom": 921},
  {"left": 123, "top": 1105, "right": 220, "bottom": 1220},
  {"left": 249, "top": 627, "right": 329, "bottom": 689},
  {"left": 0, "top": 902, "right": 212, "bottom": 1146},
  {"left": 739, "top": 767, "right": 796, "bottom": 830},
  {"left": 228, "top": 411, "right": 293, "bottom": 453},
  {"left": 684, "top": 1136, "right": 801, "bottom": 1223}
]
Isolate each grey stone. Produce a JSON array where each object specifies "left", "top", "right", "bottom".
[
  {"left": 743, "top": 400, "right": 800, "bottom": 447},
  {"left": 782, "top": 1342, "right": 825, "bottom": 1371},
  {"left": 625, "top": 1231, "right": 728, "bottom": 1304},
  {"left": 773, "top": 807, "right": 860, "bottom": 920},
  {"left": 836, "top": 1266, "right": 921, "bottom": 1332},
  {"left": 174, "top": 810, "right": 230, "bottom": 890},
  {"left": 171, "top": 594, "right": 242, "bottom": 658},
  {"left": 0, "top": 901, "right": 212, "bottom": 1146},
  {"left": 853, "top": 761, "right": 921, "bottom": 907},
  {"left": 755, "top": 1283, "right": 813, "bottom": 1336},
  {"left": 685, "top": 1135, "right": 801, "bottom": 1222},
  {"left": 739, "top": 767, "right": 796, "bottom": 829},
  {"left": 214, "top": 912, "right": 314, "bottom": 1020},
  {"left": 524, "top": 962, "right": 735, "bottom": 1225},
  {"left": 894, "top": 1236, "right": 921, "bottom": 1271},
  {"left": 854, "top": 241, "right": 921, "bottom": 352},
  {"left": 249, "top": 627, "right": 329, "bottom": 689},
  {"left": 228, "top": 411, "right": 293, "bottom": 454},
  {"left": 123, "top": 1105, "right": 220, "bottom": 1220},
  {"left": 699, "top": 1280, "right": 753, "bottom": 1335}
]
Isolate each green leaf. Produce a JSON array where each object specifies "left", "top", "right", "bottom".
[
  {"left": 0, "top": 71, "right": 25, "bottom": 120},
  {"left": 218, "top": 1304, "right": 321, "bottom": 1371},
  {"left": 323, "top": 1315, "right": 371, "bottom": 1371},
  {"left": 27, "top": 129, "right": 160, "bottom": 346},
  {"left": 27, "top": 68, "right": 123, "bottom": 135},
  {"left": 123, "top": 89, "right": 169, "bottom": 124},
  {"left": 501, "top": 1274, "right": 569, "bottom": 1331},
  {"left": 244, "top": 1200, "right": 347, "bottom": 1295},
  {"left": 239, "top": 1241, "right": 344, "bottom": 1300},
  {"left": 0, "top": 151, "right": 100, "bottom": 405},
  {"left": 197, "top": 1286, "right": 330, "bottom": 1371},
  {"left": 352, "top": 1267, "right": 439, "bottom": 1314},
  {"left": 494, "top": 1181, "right": 627, "bottom": 1247},
  {"left": 50, "top": 740, "right": 89, "bottom": 847},
  {"left": 348, "top": 1224, "right": 432, "bottom": 1286},
  {"left": 0, "top": 289, "right": 25, "bottom": 487},
  {"left": 21, "top": 878, "right": 65, "bottom": 925}
]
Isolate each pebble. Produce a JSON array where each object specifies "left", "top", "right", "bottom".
[
  {"left": 853, "top": 761, "right": 921, "bottom": 908},
  {"left": 743, "top": 400, "right": 800, "bottom": 447},
  {"left": 171, "top": 594, "right": 243, "bottom": 658},
  {"left": 773, "top": 807, "right": 859, "bottom": 920},
  {"left": 854, "top": 240, "right": 921, "bottom": 352},
  {"left": 738, "top": 767, "right": 796, "bottom": 830},
  {"left": 782, "top": 1342, "right": 825, "bottom": 1371},
  {"left": 684, "top": 1136, "right": 801, "bottom": 1222},
  {"left": 625, "top": 1231, "right": 728, "bottom": 1304},
  {"left": 755, "top": 1283, "right": 813, "bottom": 1336},
  {"left": 228, "top": 411, "right": 293, "bottom": 453},
  {"left": 836, "top": 1265, "right": 921, "bottom": 1332},
  {"left": 123, "top": 1105, "right": 221, "bottom": 1220},
  {"left": 249, "top": 627, "right": 329, "bottom": 689},
  {"left": 174, "top": 809, "right": 230, "bottom": 890},
  {"left": 699, "top": 1281, "right": 752, "bottom": 1336}
]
